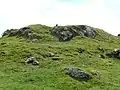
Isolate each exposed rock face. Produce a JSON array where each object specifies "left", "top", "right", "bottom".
[
  {"left": 65, "top": 68, "right": 92, "bottom": 81},
  {"left": 26, "top": 57, "right": 39, "bottom": 65},
  {"left": 2, "top": 27, "right": 41, "bottom": 40},
  {"left": 106, "top": 48, "right": 120, "bottom": 59},
  {"left": 50, "top": 25, "right": 96, "bottom": 41}
]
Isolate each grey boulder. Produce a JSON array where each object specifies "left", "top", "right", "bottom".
[
  {"left": 26, "top": 57, "right": 39, "bottom": 65},
  {"left": 50, "top": 25, "right": 96, "bottom": 41},
  {"left": 65, "top": 68, "right": 92, "bottom": 81}
]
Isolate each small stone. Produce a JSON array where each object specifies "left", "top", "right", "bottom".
[
  {"left": 99, "top": 54, "right": 105, "bottom": 59},
  {"left": 52, "top": 57, "right": 60, "bottom": 61},
  {"left": 97, "top": 47, "right": 105, "bottom": 52},
  {"left": 78, "top": 48, "right": 85, "bottom": 53},
  {"left": 26, "top": 57, "right": 39, "bottom": 65},
  {"left": 43, "top": 52, "right": 55, "bottom": 58},
  {"left": 48, "top": 52, "right": 55, "bottom": 57},
  {"left": 90, "top": 70, "right": 100, "bottom": 76},
  {"left": 32, "top": 39, "right": 39, "bottom": 43}
]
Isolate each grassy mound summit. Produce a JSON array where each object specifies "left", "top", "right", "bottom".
[{"left": 0, "top": 24, "right": 120, "bottom": 90}]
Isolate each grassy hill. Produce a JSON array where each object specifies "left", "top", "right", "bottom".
[{"left": 0, "top": 24, "right": 120, "bottom": 90}]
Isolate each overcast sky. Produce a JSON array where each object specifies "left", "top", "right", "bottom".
[{"left": 0, "top": 0, "right": 120, "bottom": 36}]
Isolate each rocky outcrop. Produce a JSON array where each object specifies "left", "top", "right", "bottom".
[
  {"left": 50, "top": 25, "right": 96, "bottom": 41},
  {"left": 2, "top": 27, "right": 41, "bottom": 40},
  {"left": 65, "top": 68, "right": 92, "bottom": 81}
]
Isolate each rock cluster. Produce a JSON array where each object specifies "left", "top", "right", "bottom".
[
  {"left": 50, "top": 25, "right": 96, "bottom": 41},
  {"left": 65, "top": 68, "right": 92, "bottom": 81},
  {"left": 2, "top": 27, "right": 41, "bottom": 40}
]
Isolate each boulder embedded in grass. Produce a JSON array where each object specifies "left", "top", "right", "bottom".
[
  {"left": 65, "top": 67, "right": 92, "bottom": 81},
  {"left": 26, "top": 57, "right": 39, "bottom": 65}
]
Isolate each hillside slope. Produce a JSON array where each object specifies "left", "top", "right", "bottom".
[{"left": 0, "top": 24, "right": 120, "bottom": 90}]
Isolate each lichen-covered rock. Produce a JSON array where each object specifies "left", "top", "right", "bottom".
[
  {"left": 50, "top": 25, "right": 96, "bottom": 41},
  {"left": 2, "top": 27, "right": 41, "bottom": 40},
  {"left": 26, "top": 57, "right": 39, "bottom": 65},
  {"left": 65, "top": 68, "right": 92, "bottom": 81}
]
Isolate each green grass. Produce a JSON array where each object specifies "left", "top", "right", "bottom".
[{"left": 0, "top": 24, "right": 120, "bottom": 90}]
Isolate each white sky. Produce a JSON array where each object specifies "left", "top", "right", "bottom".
[{"left": 0, "top": 0, "right": 120, "bottom": 36}]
